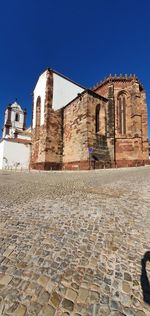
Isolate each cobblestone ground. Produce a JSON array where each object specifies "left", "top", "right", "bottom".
[{"left": 0, "top": 167, "right": 150, "bottom": 316}]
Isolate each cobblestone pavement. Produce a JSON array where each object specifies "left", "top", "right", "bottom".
[{"left": 0, "top": 167, "right": 150, "bottom": 316}]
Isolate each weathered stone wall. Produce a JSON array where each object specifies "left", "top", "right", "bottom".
[
  {"left": 140, "top": 90, "right": 148, "bottom": 161},
  {"left": 86, "top": 93, "right": 111, "bottom": 163},
  {"left": 31, "top": 70, "right": 63, "bottom": 170},
  {"left": 44, "top": 108, "right": 63, "bottom": 168},
  {"left": 63, "top": 91, "right": 112, "bottom": 170},
  {"left": 63, "top": 93, "right": 88, "bottom": 169}
]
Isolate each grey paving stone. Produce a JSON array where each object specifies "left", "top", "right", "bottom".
[{"left": 0, "top": 167, "right": 150, "bottom": 315}]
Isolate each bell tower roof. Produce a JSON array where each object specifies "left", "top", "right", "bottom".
[{"left": 10, "top": 100, "right": 22, "bottom": 111}]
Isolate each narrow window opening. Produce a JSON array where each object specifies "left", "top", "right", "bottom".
[
  {"left": 96, "top": 104, "right": 100, "bottom": 133},
  {"left": 123, "top": 96, "right": 126, "bottom": 134},
  {"left": 15, "top": 113, "right": 19, "bottom": 122},
  {"left": 36, "top": 96, "right": 41, "bottom": 139},
  {"left": 119, "top": 98, "right": 122, "bottom": 134}
]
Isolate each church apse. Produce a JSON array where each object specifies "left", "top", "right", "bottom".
[{"left": 93, "top": 75, "right": 149, "bottom": 167}]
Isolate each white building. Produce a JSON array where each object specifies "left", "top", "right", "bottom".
[
  {"left": 0, "top": 101, "right": 31, "bottom": 170},
  {"left": 32, "top": 68, "right": 85, "bottom": 129}
]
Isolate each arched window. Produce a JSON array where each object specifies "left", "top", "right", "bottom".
[
  {"left": 117, "top": 93, "right": 126, "bottom": 135},
  {"left": 96, "top": 104, "right": 100, "bottom": 133},
  {"left": 35, "top": 96, "right": 41, "bottom": 139},
  {"left": 15, "top": 113, "right": 19, "bottom": 122}
]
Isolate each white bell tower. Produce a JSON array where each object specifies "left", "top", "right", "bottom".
[{"left": 2, "top": 100, "right": 26, "bottom": 138}]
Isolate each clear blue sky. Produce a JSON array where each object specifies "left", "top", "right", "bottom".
[{"left": 0, "top": 0, "right": 150, "bottom": 138}]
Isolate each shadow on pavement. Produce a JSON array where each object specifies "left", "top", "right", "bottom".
[{"left": 141, "top": 251, "right": 150, "bottom": 305}]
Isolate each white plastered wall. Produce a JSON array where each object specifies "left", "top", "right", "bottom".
[
  {"left": 3, "top": 109, "right": 9, "bottom": 138},
  {"left": 0, "top": 140, "right": 31, "bottom": 169},
  {"left": 33, "top": 70, "right": 84, "bottom": 128},
  {"left": 0, "top": 142, "right": 4, "bottom": 169},
  {"left": 4, "top": 109, "right": 7, "bottom": 124},
  {"left": 52, "top": 73, "right": 84, "bottom": 110},
  {"left": 33, "top": 70, "right": 47, "bottom": 128},
  {"left": 11, "top": 110, "right": 24, "bottom": 129},
  {"left": 18, "top": 134, "right": 31, "bottom": 140}
]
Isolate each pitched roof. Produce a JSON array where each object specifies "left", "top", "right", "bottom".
[{"left": 63, "top": 89, "right": 108, "bottom": 109}]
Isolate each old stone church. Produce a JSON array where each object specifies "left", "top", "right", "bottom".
[{"left": 30, "top": 69, "right": 149, "bottom": 170}]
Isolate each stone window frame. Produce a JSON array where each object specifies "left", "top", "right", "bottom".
[{"left": 117, "top": 91, "right": 127, "bottom": 135}]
